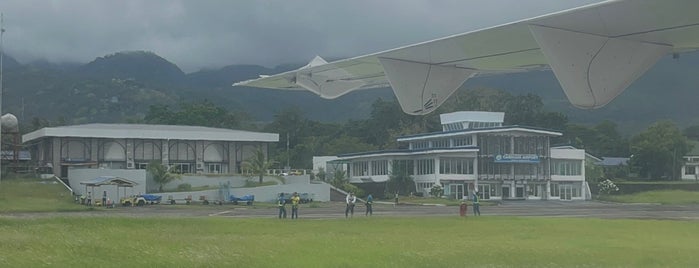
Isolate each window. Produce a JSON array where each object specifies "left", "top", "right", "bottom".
[
  {"left": 552, "top": 160, "right": 582, "bottom": 176},
  {"left": 412, "top": 141, "right": 429, "bottom": 149},
  {"left": 685, "top": 166, "right": 696, "bottom": 175},
  {"left": 453, "top": 137, "right": 472, "bottom": 147},
  {"left": 439, "top": 158, "right": 474, "bottom": 174},
  {"left": 432, "top": 139, "right": 450, "bottom": 148},
  {"left": 352, "top": 161, "right": 369, "bottom": 176},
  {"left": 371, "top": 160, "right": 388, "bottom": 175},
  {"left": 416, "top": 182, "right": 435, "bottom": 194},
  {"left": 171, "top": 163, "right": 192, "bottom": 174},
  {"left": 416, "top": 159, "right": 434, "bottom": 175},
  {"left": 135, "top": 163, "right": 148, "bottom": 170},
  {"left": 207, "top": 163, "right": 222, "bottom": 174}
]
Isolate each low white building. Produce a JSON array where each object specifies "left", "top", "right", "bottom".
[
  {"left": 22, "top": 124, "right": 279, "bottom": 178},
  {"left": 330, "top": 111, "right": 589, "bottom": 201}
]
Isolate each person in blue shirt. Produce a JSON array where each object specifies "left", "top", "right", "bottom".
[
  {"left": 277, "top": 193, "right": 287, "bottom": 219},
  {"left": 472, "top": 191, "right": 481, "bottom": 216},
  {"left": 365, "top": 194, "right": 373, "bottom": 216}
]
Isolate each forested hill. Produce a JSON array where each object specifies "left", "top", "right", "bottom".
[{"left": 3, "top": 50, "right": 699, "bottom": 134}]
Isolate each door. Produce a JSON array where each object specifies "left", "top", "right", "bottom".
[
  {"left": 450, "top": 184, "right": 464, "bottom": 200},
  {"left": 515, "top": 186, "right": 525, "bottom": 198},
  {"left": 502, "top": 186, "right": 510, "bottom": 199},
  {"left": 561, "top": 184, "right": 572, "bottom": 200}
]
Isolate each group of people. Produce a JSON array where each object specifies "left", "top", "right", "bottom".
[
  {"left": 460, "top": 191, "right": 481, "bottom": 216},
  {"left": 277, "top": 192, "right": 301, "bottom": 219},
  {"left": 277, "top": 191, "right": 480, "bottom": 219},
  {"left": 345, "top": 192, "right": 373, "bottom": 218}
]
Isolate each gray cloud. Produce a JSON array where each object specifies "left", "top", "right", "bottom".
[{"left": 0, "top": 0, "right": 599, "bottom": 73}]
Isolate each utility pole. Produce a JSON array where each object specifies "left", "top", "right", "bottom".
[
  {"left": 0, "top": 13, "right": 5, "bottom": 186},
  {"left": 285, "top": 132, "right": 290, "bottom": 171}
]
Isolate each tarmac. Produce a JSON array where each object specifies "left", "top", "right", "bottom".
[{"left": 6, "top": 200, "right": 696, "bottom": 221}]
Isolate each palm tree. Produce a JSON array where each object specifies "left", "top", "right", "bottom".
[
  {"left": 330, "top": 169, "right": 348, "bottom": 188},
  {"left": 146, "top": 161, "right": 180, "bottom": 192},
  {"left": 243, "top": 147, "right": 276, "bottom": 184}
]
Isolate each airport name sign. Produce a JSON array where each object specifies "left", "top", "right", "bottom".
[{"left": 494, "top": 154, "right": 540, "bottom": 163}]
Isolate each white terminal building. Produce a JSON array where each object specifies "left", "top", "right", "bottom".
[
  {"left": 22, "top": 124, "right": 279, "bottom": 178},
  {"left": 330, "top": 111, "right": 590, "bottom": 201}
]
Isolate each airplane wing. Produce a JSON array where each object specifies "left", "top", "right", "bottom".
[{"left": 234, "top": 0, "right": 699, "bottom": 115}]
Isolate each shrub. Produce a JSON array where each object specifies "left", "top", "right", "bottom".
[
  {"left": 430, "top": 183, "right": 444, "bottom": 198},
  {"left": 598, "top": 179, "right": 619, "bottom": 195}
]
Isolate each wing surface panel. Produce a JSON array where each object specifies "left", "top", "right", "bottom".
[{"left": 234, "top": 0, "right": 699, "bottom": 114}]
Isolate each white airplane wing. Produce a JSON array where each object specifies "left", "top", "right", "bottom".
[{"left": 234, "top": 0, "right": 699, "bottom": 115}]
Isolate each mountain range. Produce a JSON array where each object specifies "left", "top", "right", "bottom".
[{"left": 2, "top": 50, "right": 699, "bottom": 134}]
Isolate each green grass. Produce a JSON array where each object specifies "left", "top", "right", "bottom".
[
  {"left": 2, "top": 178, "right": 699, "bottom": 266},
  {"left": 601, "top": 190, "right": 699, "bottom": 204},
  {"left": 0, "top": 178, "right": 86, "bottom": 213},
  {"left": 0, "top": 216, "right": 697, "bottom": 267}
]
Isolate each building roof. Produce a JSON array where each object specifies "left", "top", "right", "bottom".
[
  {"left": 596, "top": 157, "right": 630, "bottom": 166},
  {"left": 22, "top": 123, "right": 279, "bottom": 143},
  {"left": 80, "top": 176, "right": 138, "bottom": 187},
  {"left": 337, "top": 146, "right": 479, "bottom": 161},
  {"left": 396, "top": 125, "right": 562, "bottom": 142}
]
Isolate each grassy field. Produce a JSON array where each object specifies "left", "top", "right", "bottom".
[
  {"left": 2, "top": 178, "right": 698, "bottom": 267},
  {"left": 600, "top": 190, "right": 699, "bottom": 205},
  {"left": 0, "top": 178, "right": 86, "bottom": 213},
  {"left": 1, "top": 216, "right": 698, "bottom": 267}
]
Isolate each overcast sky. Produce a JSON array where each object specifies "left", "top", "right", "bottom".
[{"left": 0, "top": 0, "right": 600, "bottom": 73}]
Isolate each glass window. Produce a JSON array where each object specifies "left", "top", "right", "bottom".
[
  {"left": 371, "top": 160, "right": 388, "bottom": 175},
  {"left": 685, "top": 166, "right": 696, "bottom": 175},
  {"left": 550, "top": 183, "right": 559, "bottom": 197},
  {"left": 453, "top": 136, "right": 472, "bottom": 147},
  {"left": 552, "top": 160, "right": 582, "bottom": 176},
  {"left": 352, "top": 161, "right": 369, "bottom": 176},
  {"left": 413, "top": 141, "right": 429, "bottom": 149},
  {"left": 207, "top": 163, "right": 222, "bottom": 174},
  {"left": 416, "top": 159, "right": 434, "bottom": 175},
  {"left": 432, "top": 139, "right": 450, "bottom": 148},
  {"left": 439, "top": 158, "right": 474, "bottom": 174}
]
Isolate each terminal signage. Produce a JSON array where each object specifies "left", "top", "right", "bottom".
[{"left": 494, "top": 154, "right": 540, "bottom": 163}]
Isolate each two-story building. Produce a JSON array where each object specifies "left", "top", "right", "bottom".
[{"left": 331, "top": 111, "right": 589, "bottom": 201}]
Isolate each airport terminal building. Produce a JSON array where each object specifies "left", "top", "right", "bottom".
[
  {"left": 332, "top": 111, "right": 590, "bottom": 201},
  {"left": 22, "top": 124, "right": 279, "bottom": 177}
]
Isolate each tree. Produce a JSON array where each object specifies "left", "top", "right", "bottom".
[
  {"left": 387, "top": 161, "right": 415, "bottom": 195},
  {"left": 146, "top": 161, "right": 180, "bottom": 192},
  {"left": 144, "top": 100, "right": 251, "bottom": 129},
  {"left": 243, "top": 147, "right": 276, "bottom": 184},
  {"left": 630, "top": 121, "right": 693, "bottom": 180},
  {"left": 330, "top": 169, "right": 348, "bottom": 188}
]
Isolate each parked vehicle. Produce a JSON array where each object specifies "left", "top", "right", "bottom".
[
  {"left": 229, "top": 194, "right": 255, "bottom": 205},
  {"left": 121, "top": 194, "right": 161, "bottom": 206}
]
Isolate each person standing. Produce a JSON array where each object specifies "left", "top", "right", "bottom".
[
  {"left": 394, "top": 192, "right": 399, "bottom": 207},
  {"left": 102, "top": 191, "right": 107, "bottom": 207},
  {"left": 290, "top": 192, "right": 300, "bottom": 219},
  {"left": 365, "top": 194, "right": 373, "bottom": 216},
  {"left": 277, "top": 193, "right": 287, "bottom": 219},
  {"left": 472, "top": 191, "right": 481, "bottom": 216},
  {"left": 345, "top": 192, "right": 357, "bottom": 218},
  {"left": 87, "top": 192, "right": 92, "bottom": 206}
]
